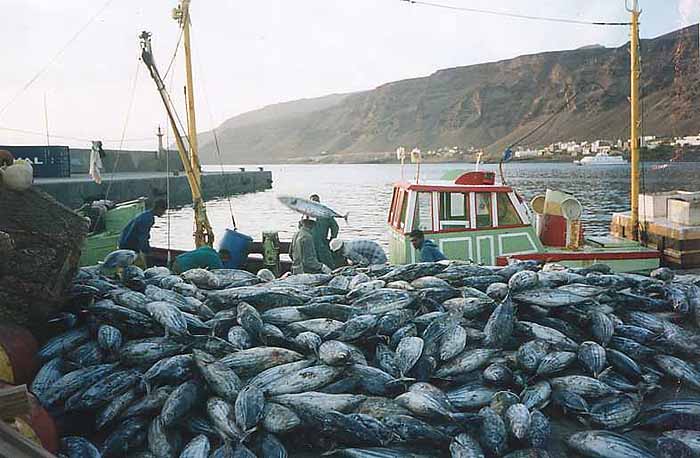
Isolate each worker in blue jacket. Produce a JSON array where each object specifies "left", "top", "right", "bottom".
[
  {"left": 118, "top": 199, "right": 167, "bottom": 268},
  {"left": 408, "top": 229, "right": 447, "bottom": 262}
]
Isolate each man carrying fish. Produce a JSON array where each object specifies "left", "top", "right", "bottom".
[
  {"left": 290, "top": 218, "right": 333, "bottom": 274},
  {"left": 118, "top": 199, "right": 167, "bottom": 268},
  {"left": 309, "top": 194, "right": 340, "bottom": 269},
  {"left": 330, "top": 238, "right": 387, "bottom": 266},
  {"left": 408, "top": 229, "right": 447, "bottom": 262}
]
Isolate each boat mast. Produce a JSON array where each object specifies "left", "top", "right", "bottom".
[
  {"left": 139, "top": 30, "right": 214, "bottom": 248},
  {"left": 173, "top": 0, "right": 202, "bottom": 188},
  {"left": 627, "top": 0, "right": 641, "bottom": 240}
]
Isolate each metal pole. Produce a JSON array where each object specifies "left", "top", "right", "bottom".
[{"left": 627, "top": 0, "right": 641, "bottom": 240}]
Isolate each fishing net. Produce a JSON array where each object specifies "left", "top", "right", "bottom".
[{"left": 0, "top": 187, "right": 89, "bottom": 330}]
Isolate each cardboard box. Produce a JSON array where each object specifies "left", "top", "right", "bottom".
[{"left": 668, "top": 197, "right": 700, "bottom": 226}]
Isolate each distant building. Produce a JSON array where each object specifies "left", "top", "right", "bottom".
[
  {"left": 514, "top": 148, "right": 543, "bottom": 159},
  {"left": 676, "top": 134, "right": 700, "bottom": 147}
]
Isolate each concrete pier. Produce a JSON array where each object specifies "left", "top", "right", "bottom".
[{"left": 35, "top": 170, "right": 272, "bottom": 208}]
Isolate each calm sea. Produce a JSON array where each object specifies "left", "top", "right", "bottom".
[{"left": 149, "top": 162, "right": 700, "bottom": 251}]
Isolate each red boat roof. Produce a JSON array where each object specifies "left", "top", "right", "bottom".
[{"left": 395, "top": 171, "right": 512, "bottom": 193}]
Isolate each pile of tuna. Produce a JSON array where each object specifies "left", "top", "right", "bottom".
[{"left": 31, "top": 258, "right": 700, "bottom": 457}]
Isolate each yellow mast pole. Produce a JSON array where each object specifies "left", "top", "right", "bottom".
[
  {"left": 174, "top": 0, "right": 201, "bottom": 188},
  {"left": 627, "top": 0, "right": 641, "bottom": 240}
]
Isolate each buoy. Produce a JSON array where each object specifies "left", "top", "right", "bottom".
[
  {"left": 0, "top": 382, "right": 59, "bottom": 454},
  {"left": 0, "top": 325, "right": 40, "bottom": 385},
  {"left": 0, "top": 159, "right": 33, "bottom": 191}
]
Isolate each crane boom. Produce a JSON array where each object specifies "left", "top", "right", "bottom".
[{"left": 139, "top": 30, "right": 214, "bottom": 248}]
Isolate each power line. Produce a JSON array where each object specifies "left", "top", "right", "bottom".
[
  {"left": 0, "top": 126, "right": 153, "bottom": 144},
  {"left": 0, "top": 0, "right": 117, "bottom": 121},
  {"left": 398, "top": 0, "right": 632, "bottom": 26}
]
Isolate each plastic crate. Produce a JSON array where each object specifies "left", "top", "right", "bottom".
[{"left": 80, "top": 232, "right": 119, "bottom": 267}]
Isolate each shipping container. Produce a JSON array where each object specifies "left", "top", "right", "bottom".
[{"left": 0, "top": 145, "right": 71, "bottom": 178}]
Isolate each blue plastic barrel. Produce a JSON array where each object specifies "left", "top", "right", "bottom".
[{"left": 218, "top": 228, "right": 253, "bottom": 269}]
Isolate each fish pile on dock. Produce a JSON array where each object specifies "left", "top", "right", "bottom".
[{"left": 30, "top": 257, "right": 700, "bottom": 457}]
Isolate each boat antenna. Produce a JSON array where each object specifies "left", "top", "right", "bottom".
[
  {"left": 626, "top": 0, "right": 641, "bottom": 240},
  {"left": 411, "top": 148, "right": 422, "bottom": 183},
  {"left": 474, "top": 151, "right": 483, "bottom": 172}
]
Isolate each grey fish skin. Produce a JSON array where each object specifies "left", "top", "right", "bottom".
[
  {"left": 597, "top": 368, "right": 640, "bottom": 393},
  {"left": 478, "top": 407, "right": 507, "bottom": 457},
  {"left": 237, "top": 302, "right": 265, "bottom": 343},
  {"left": 160, "top": 381, "right": 203, "bottom": 427},
  {"left": 613, "top": 324, "right": 657, "bottom": 343},
  {"left": 31, "top": 357, "right": 64, "bottom": 405},
  {"left": 439, "top": 326, "right": 467, "bottom": 361},
  {"left": 447, "top": 383, "right": 499, "bottom": 410},
  {"left": 38, "top": 327, "right": 90, "bottom": 361},
  {"left": 96, "top": 387, "right": 142, "bottom": 430},
  {"left": 119, "top": 337, "right": 187, "bottom": 367},
  {"left": 219, "top": 347, "right": 304, "bottom": 377},
  {"left": 179, "top": 434, "right": 210, "bottom": 458},
  {"left": 193, "top": 349, "right": 241, "bottom": 403},
  {"left": 263, "top": 364, "right": 344, "bottom": 396},
  {"left": 66, "top": 341, "right": 103, "bottom": 367},
  {"left": 298, "top": 302, "right": 359, "bottom": 321},
  {"left": 248, "top": 359, "right": 316, "bottom": 390},
  {"left": 449, "top": 433, "right": 485, "bottom": 458},
  {"left": 662, "top": 431, "right": 700, "bottom": 455},
  {"left": 121, "top": 386, "right": 173, "bottom": 419},
  {"left": 551, "top": 375, "right": 618, "bottom": 399},
  {"left": 590, "top": 311, "right": 614, "bottom": 347},
  {"left": 376, "top": 310, "right": 413, "bottom": 336},
  {"left": 207, "top": 397, "right": 244, "bottom": 441},
  {"left": 66, "top": 368, "right": 141, "bottom": 411},
  {"left": 528, "top": 410, "right": 550, "bottom": 449},
  {"left": 227, "top": 326, "right": 253, "bottom": 350},
  {"left": 101, "top": 416, "right": 149, "bottom": 458},
  {"left": 262, "top": 402, "right": 302, "bottom": 434},
  {"left": 434, "top": 348, "right": 499, "bottom": 378},
  {"left": 348, "top": 364, "right": 398, "bottom": 396},
  {"left": 260, "top": 433, "right": 289, "bottom": 458},
  {"left": 61, "top": 436, "right": 101, "bottom": 458},
  {"left": 590, "top": 393, "right": 641, "bottom": 429},
  {"left": 293, "top": 331, "right": 323, "bottom": 356},
  {"left": 43, "top": 363, "right": 117, "bottom": 406},
  {"left": 320, "top": 340, "right": 357, "bottom": 366},
  {"left": 656, "top": 437, "right": 695, "bottom": 458},
  {"left": 379, "top": 263, "right": 447, "bottom": 283},
  {"left": 516, "top": 321, "right": 579, "bottom": 351},
  {"left": 390, "top": 324, "right": 418, "bottom": 349},
  {"left": 148, "top": 416, "right": 181, "bottom": 458},
  {"left": 508, "top": 270, "right": 540, "bottom": 292},
  {"left": 287, "top": 318, "right": 345, "bottom": 337},
  {"left": 395, "top": 337, "right": 424, "bottom": 377},
  {"left": 520, "top": 381, "right": 552, "bottom": 410},
  {"left": 609, "top": 336, "right": 656, "bottom": 360},
  {"left": 490, "top": 391, "right": 521, "bottom": 417},
  {"left": 483, "top": 296, "right": 516, "bottom": 348},
  {"left": 606, "top": 349, "right": 641, "bottom": 381},
  {"left": 189, "top": 335, "right": 238, "bottom": 358},
  {"left": 421, "top": 311, "right": 460, "bottom": 357},
  {"left": 551, "top": 389, "right": 589, "bottom": 415},
  {"left": 383, "top": 414, "right": 449, "bottom": 445},
  {"left": 517, "top": 340, "right": 550, "bottom": 373},
  {"left": 505, "top": 403, "right": 531, "bottom": 440},
  {"left": 143, "top": 354, "right": 195, "bottom": 388},
  {"left": 566, "top": 430, "right": 655, "bottom": 458},
  {"left": 97, "top": 325, "right": 123, "bottom": 354},
  {"left": 535, "top": 351, "right": 577, "bottom": 377},
  {"left": 503, "top": 450, "right": 551, "bottom": 458},
  {"left": 655, "top": 354, "right": 700, "bottom": 391},
  {"left": 326, "top": 314, "right": 380, "bottom": 342},
  {"left": 235, "top": 384, "right": 265, "bottom": 432},
  {"left": 482, "top": 363, "right": 513, "bottom": 387},
  {"left": 262, "top": 307, "right": 307, "bottom": 327},
  {"left": 578, "top": 341, "right": 607, "bottom": 377},
  {"left": 271, "top": 392, "right": 367, "bottom": 413}
]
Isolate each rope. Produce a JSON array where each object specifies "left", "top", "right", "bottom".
[
  {"left": 192, "top": 26, "right": 238, "bottom": 229},
  {"left": 0, "top": 0, "right": 117, "bottom": 121},
  {"left": 397, "top": 0, "right": 632, "bottom": 26}
]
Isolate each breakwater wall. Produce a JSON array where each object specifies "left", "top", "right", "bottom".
[{"left": 35, "top": 170, "right": 272, "bottom": 209}]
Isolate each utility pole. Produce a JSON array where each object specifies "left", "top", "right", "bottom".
[
  {"left": 173, "top": 0, "right": 201, "bottom": 188},
  {"left": 627, "top": 0, "right": 641, "bottom": 240}
]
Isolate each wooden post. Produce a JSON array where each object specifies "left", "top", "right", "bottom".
[
  {"left": 262, "top": 231, "right": 280, "bottom": 277},
  {"left": 0, "top": 385, "right": 31, "bottom": 421}
]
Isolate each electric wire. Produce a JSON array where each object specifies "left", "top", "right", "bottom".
[
  {"left": 0, "top": 126, "right": 153, "bottom": 144},
  {"left": 0, "top": 0, "right": 117, "bottom": 120},
  {"left": 398, "top": 0, "right": 632, "bottom": 26}
]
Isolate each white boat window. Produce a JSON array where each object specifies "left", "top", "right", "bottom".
[
  {"left": 399, "top": 191, "right": 408, "bottom": 229},
  {"left": 388, "top": 188, "right": 399, "bottom": 225},
  {"left": 497, "top": 193, "right": 522, "bottom": 226},
  {"left": 413, "top": 192, "right": 433, "bottom": 231},
  {"left": 475, "top": 192, "right": 493, "bottom": 228},
  {"left": 439, "top": 192, "right": 469, "bottom": 229}
]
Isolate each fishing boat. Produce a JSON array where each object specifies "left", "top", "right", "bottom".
[
  {"left": 386, "top": 170, "right": 660, "bottom": 272},
  {"left": 574, "top": 152, "right": 627, "bottom": 166}
]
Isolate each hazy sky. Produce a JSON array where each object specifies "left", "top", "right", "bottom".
[{"left": 1, "top": 0, "right": 698, "bottom": 150}]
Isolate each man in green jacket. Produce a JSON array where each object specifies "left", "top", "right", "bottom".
[
  {"left": 289, "top": 218, "right": 332, "bottom": 275},
  {"left": 171, "top": 246, "right": 231, "bottom": 274},
  {"left": 309, "top": 194, "right": 339, "bottom": 269}
]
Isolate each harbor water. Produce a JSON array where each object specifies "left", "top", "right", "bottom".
[{"left": 150, "top": 162, "right": 700, "bottom": 250}]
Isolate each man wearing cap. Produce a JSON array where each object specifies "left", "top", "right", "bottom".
[
  {"left": 309, "top": 194, "right": 339, "bottom": 269},
  {"left": 290, "top": 218, "right": 333, "bottom": 275},
  {"left": 330, "top": 238, "right": 387, "bottom": 267}
]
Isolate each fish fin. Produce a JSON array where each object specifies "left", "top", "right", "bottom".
[
  {"left": 386, "top": 376, "right": 416, "bottom": 389},
  {"left": 344, "top": 212, "right": 349, "bottom": 224}
]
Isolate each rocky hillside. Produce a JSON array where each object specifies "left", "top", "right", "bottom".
[{"left": 199, "top": 25, "right": 700, "bottom": 163}]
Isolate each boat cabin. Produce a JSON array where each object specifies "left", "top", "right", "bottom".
[{"left": 387, "top": 171, "right": 543, "bottom": 265}]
